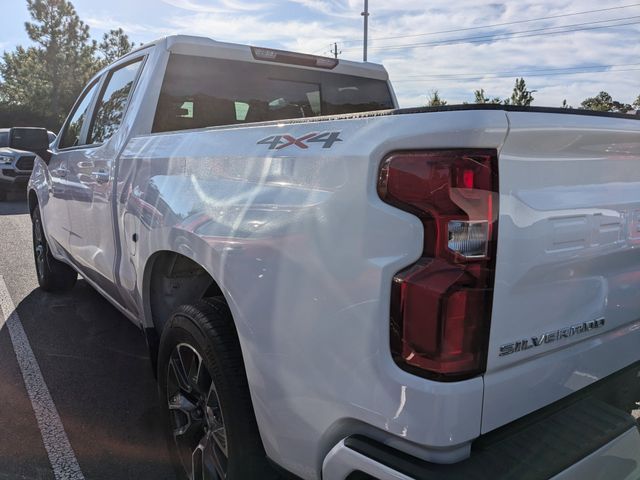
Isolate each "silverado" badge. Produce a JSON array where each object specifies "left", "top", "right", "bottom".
[{"left": 499, "top": 318, "right": 606, "bottom": 357}]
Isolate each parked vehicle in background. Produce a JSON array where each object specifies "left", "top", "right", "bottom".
[
  {"left": 0, "top": 128, "right": 55, "bottom": 200},
  {"left": 27, "top": 35, "right": 640, "bottom": 480}
]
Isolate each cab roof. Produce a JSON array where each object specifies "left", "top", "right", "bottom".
[{"left": 130, "top": 34, "right": 389, "bottom": 82}]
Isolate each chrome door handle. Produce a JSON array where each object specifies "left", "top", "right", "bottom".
[{"left": 92, "top": 170, "right": 110, "bottom": 184}]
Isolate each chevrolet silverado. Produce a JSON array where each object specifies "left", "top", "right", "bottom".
[{"left": 26, "top": 35, "right": 640, "bottom": 480}]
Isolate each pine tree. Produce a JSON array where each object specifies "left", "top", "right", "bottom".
[
  {"left": 427, "top": 90, "right": 447, "bottom": 107},
  {"left": 509, "top": 78, "right": 534, "bottom": 106},
  {"left": 580, "top": 91, "right": 631, "bottom": 112},
  {"left": 474, "top": 89, "right": 502, "bottom": 104},
  {"left": 0, "top": 0, "right": 136, "bottom": 129},
  {"left": 98, "top": 28, "right": 137, "bottom": 66},
  {"left": 27, "top": 0, "right": 95, "bottom": 123}
]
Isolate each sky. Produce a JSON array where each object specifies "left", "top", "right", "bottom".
[{"left": 2, "top": 0, "right": 639, "bottom": 108}]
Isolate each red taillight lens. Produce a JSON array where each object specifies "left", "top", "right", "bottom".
[{"left": 379, "top": 150, "right": 498, "bottom": 380}]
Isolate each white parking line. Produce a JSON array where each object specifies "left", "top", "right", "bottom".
[{"left": 0, "top": 276, "right": 85, "bottom": 480}]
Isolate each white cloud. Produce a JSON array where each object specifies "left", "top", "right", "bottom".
[
  {"left": 85, "top": 16, "right": 173, "bottom": 36},
  {"left": 286, "top": 0, "right": 357, "bottom": 18},
  {"left": 219, "top": 0, "right": 272, "bottom": 11},
  {"left": 160, "top": 0, "right": 272, "bottom": 14},
  {"left": 161, "top": 2, "right": 364, "bottom": 52},
  {"left": 75, "top": 0, "right": 640, "bottom": 108},
  {"left": 339, "top": 1, "right": 640, "bottom": 106}
]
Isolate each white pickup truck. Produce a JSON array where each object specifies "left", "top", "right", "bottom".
[{"left": 27, "top": 35, "right": 640, "bottom": 480}]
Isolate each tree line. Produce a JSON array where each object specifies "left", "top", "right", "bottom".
[
  {"left": 427, "top": 78, "right": 640, "bottom": 112},
  {"left": 0, "top": 0, "right": 136, "bottom": 131}
]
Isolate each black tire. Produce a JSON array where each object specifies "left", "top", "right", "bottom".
[
  {"left": 158, "top": 297, "right": 278, "bottom": 480},
  {"left": 31, "top": 207, "right": 77, "bottom": 292}
]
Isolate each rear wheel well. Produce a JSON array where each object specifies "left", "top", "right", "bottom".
[{"left": 145, "top": 251, "right": 224, "bottom": 367}]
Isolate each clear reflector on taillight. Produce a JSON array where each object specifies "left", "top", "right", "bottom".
[
  {"left": 379, "top": 149, "right": 499, "bottom": 381},
  {"left": 448, "top": 221, "right": 489, "bottom": 258}
]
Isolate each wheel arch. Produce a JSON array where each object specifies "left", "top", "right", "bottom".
[
  {"left": 141, "top": 249, "right": 229, "bottom": 370},
  {"left": 142, "top": 248, "right": 275, "bottom": 472}
]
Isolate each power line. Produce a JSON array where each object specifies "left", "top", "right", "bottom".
[
  {"left": 338, "top": 3, "right": 640, "bottom": 45},
  {"left": 400, "top": 63, "right": 640, "bottom": 79},
  {"left": 341, "top": 17, "right": 640, "bottom": 52},
  {"left": 391, "top": 68, "right": 640, "bottom": 83},
  {"left": 343, "top": 16, "right": 640, "bottom": 51}
]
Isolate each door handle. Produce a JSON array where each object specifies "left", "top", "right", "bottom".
[{"left": 92, "top": 170, "right": 110, "bottom": 184}]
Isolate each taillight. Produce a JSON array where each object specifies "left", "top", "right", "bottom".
[{"left": 378, "top": 150, "right": 498, "bottom": 381}]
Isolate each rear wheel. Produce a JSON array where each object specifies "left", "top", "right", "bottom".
[
  {"left": 158, "top": 298, "right": 278, "bottom": 480},
  {"left": 31, "top": 207, "right": 77, "bottom": 292}
]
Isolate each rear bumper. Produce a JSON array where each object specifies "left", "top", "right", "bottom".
[
  {"left": 323, "top": 361, "right": 640, "bottom": 480},
  {"left": 324, "top": 426, "right": 640, "bottom": 480}
]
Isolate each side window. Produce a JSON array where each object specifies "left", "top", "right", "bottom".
[
  {"left": 59, "top": 80, "right": 100, "bottom": 149},
  {"left": 88, "top": 58, "right": 143, "bottom": 145}
]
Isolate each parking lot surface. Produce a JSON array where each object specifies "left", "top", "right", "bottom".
[{"left": 0, "top": 198, "right": 178, "bottom": 479}]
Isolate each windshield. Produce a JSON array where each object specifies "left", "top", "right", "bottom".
[{"left": 152, "top": 54, "right": 394, "bottom": 133}]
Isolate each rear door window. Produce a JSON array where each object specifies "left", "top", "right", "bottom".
[
  {"left": 59, "top": 80, "right": 100, "bottom": 149},
  {"left": 152, "top": 54, "right": 393, "bottom": 133},
  {"left": 88, "top": 58, "right": 143, "bottom": 144}
]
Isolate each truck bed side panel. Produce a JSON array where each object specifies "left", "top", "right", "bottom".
[{"left": 117, "top": 111, "right": 509, "bottom": 479}]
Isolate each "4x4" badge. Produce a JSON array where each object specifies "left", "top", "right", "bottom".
[{"left": 257, "top": 132, "right": 342, "bottom": 150}]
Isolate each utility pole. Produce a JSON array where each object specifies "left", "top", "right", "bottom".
[
  {"left": 361, "top": 0, "right": 369, "bottom": 62},
  {"left": 331, "top": 42, "right": 341, "bottom": 59}
]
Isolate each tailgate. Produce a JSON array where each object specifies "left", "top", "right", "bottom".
[{"left": 483, "top": 111, "right": 640, "bottom": 433}]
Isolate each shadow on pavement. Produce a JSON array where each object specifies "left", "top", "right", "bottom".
[
  {"left": 12, "top": 280, "right": 178, "bottom": 480},
  {"left": 0, "top": 198, "right": 29, "bottom": 216}
]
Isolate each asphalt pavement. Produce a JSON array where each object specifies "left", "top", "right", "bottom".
[{"left": 0, "top": 195, "right": 178, "bottom": 479}]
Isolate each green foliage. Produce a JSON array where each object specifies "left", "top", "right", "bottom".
[
  {"left": 580, "top": 91, "right": 631, "bottom": 112},
  {"left": 0, "top": 46, "right": 49, "bottom": 111},
  {"left": 98, "top": 28, "right": 137, "bottom": 66},
  {"left": 466, "top": 83, "right": 636, "bottom": 114},
  {"left": 426, "top": 89, "right": 447, "bottom": 106},
  {"left": 509, "top": 77, "right": 534, "bottom": 106},
  {"left": 470, "top": 79, "right": 535, "bottom": 106},
  {"left": 580, "top": 91, "right": 613, "bottom": 111},
  {"left": 473, "top": 88, "right": 502, "bottom": 104},
  {"left": 0, "top": 0, "right": 136, "bottom": 130}
]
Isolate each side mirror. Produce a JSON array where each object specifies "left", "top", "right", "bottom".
[{"left": 9, "top": 127, "right": 50, "bottom": 153}]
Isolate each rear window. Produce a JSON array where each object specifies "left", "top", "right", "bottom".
[{"left": 152, "top": 54, "right": 394, "bottom": 133}]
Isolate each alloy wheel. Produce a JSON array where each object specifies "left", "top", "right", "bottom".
[
  {"left": 33, "top": 216, "right": 46, "bottom": 279},
  {"left": 167, "top": 343, "right": 228, "bottom": 480}
]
